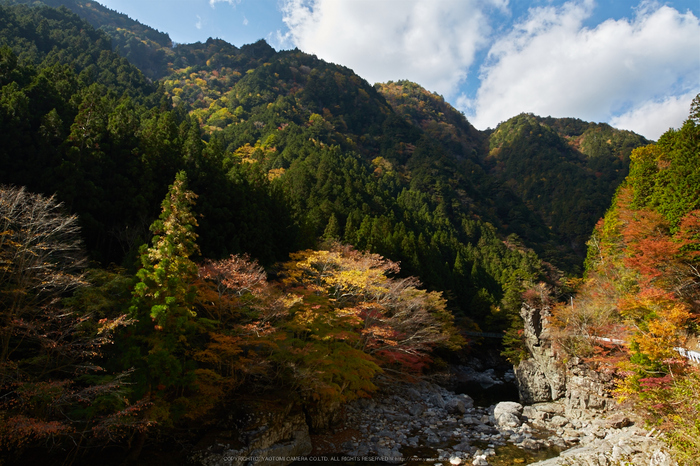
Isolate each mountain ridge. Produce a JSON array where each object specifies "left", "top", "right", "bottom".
[{"left": 0, "top": 0, "right": 650, "bottom": 318}]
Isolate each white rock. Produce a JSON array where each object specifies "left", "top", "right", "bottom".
[
  {"left": 493, "top": 401, "right": 523, "bottom": 419},
  {"left": 496, "top": 412, "right": 522, "bottom": 428}
]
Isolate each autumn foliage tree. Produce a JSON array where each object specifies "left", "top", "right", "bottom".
[
  {"left": 280, "top": 244, "right": 462, "bottom": 376},
  {"left": 189, "top": 254, "right": 286, "bottom": 415},
  {"left": 197, "top": 253, "right": 269, "bottom": 327},
  {"left": 0, "top": 186, "right": 86, "bottom": 365},
  {"left": 189, "top": 244, "right": 463, "bottom": 418},
  {"left": 0, "top": 186, "right": 140, "bottom": 458}
]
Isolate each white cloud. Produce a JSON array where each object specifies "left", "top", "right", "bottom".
[
  {"left": 243, "top": 16, "right": 249, "bottom": 26},
  {"left": 210, "top": 0, "right": 241, "bottom": 6},
  {"left": 609, "top": 91, "right": 699, "bottom": 140},
  {"left": 277, "top": 0, "right": 499, "bottom": 97},
  {"left": 463, "top": 0, "right": 700, "bottom": 138},
  {"left": 195, "top": 14, "right": 203, "bottom": 30}
]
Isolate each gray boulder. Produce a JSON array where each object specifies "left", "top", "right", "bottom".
[
  {"left": 446, "top": 398, "right": 467, "bottom": 414},
  {"left": 493, "top": 401, "right": 523, "bottom": 428},
  {"left": 496, "top": 412, "right": 522, "bottom": 428},
  {"left": 493, "top": 401, "right": 523, "bottom": 418}
]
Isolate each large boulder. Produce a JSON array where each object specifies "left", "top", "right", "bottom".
[
  {"left": 446, "top": 398, "right": 467, "bottom": 414},
  {"left": 445, "top": 393, "right": 473, "bottom": 414},
  {"left": 493, "top": 401, "right": 523, "bottom": 418},
  {"left": 493, "top": 401, "right": 523, "bottom": 428}
]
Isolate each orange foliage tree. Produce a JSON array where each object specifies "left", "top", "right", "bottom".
[
  {"left": 0, "top": 187, "right": 143, "bottom": 457},
  {"left": 281, "top": 244, "right": 462, "bottom": 371},
  {"left": 189, "top": 254, "right": 287, "bottom": 416},
  {"left": 192, "top": 244, "right": 463, "bottom": 411}
]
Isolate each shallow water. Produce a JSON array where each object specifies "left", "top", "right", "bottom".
[
  {"left": 452, "top": 379, "right": 520, "bottom": 407},
  {"left": 477, "top": 441, "right": 561, "bottom": 465}
]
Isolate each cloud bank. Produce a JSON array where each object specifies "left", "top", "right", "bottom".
[
  {"left": 279, "top": 0, "right": 699, "bottom": 139},
  {"left": 609, "top": 91, "right": 698, "bottom": 140},
  {"left": 279, "top": 0, "right": 501, "bottom": 96},
  {"left": 466, "top": 1, "right": 700, "bottom": 135}
]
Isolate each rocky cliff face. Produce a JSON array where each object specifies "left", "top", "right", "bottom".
[
  {"left": 514, "top": 302, "right": 677, "bottom": 465},
  {"left": 514, "top": 302, "right": 619, "bottom": 411},
  {"left": 514, "top": 302, "right": 619, "bottom": 413},
  {"left": 564, "top": 358, "right": 618, "bottom": 416},
  {"left": 514, "top": 302, "right": 567, "bottom": 403}
]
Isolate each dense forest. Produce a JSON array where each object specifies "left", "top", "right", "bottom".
[{"left": 0, "top": 1, "right": 694, "bottom": 464}]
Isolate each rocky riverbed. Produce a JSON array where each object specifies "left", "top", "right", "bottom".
[
  {"left": 193, "top": 302, "right": 679, "bottom": 466},
  {"left": 193, "top": 367, "right": 676, "bottom": 466},
  {"left": 312, "top": 372, "right": 676, "bottom": 466},
  {"left": 336, "top": 376, "right": 563, "bottom": 464}
]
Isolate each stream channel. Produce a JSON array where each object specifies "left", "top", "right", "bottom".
[{"left": 294, "top": 358, "right": 563, "bottom": 466}]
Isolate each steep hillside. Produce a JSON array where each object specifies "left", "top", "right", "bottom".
[
  {"left": 376, "top": 80, "right": 484, "bottom": 158},
  {"left": 0, "top": 2, "right": 151, "bottom": 96},
  {"left": 0, "top": 4, "right": 293, "bottom": 267},
  {"left": 158, "top": 48, "right": 551, "bottom": 326},
  {"left": 0, "top": 0, "right": 653, "bottom": 320},
  {"left": 0, "top": 3, "right": 547, "bottom": 331},
  {"left": 11, "top": 0, "right": 174, "bottom": 77},
  {"left": 10, "top": 0, "right": 277, "bottom": 81},
  {"left": 9, "top": 0, "right": 652, "bottom": 276},
  {"left": 486, "top": 114, "right": 649, "bottom": 266},
  {"left": 549, "top": 95, "right": 699, "bottom": 464},
  {"left": 375, "top": 82, "right": 576, "bottom": 268}
]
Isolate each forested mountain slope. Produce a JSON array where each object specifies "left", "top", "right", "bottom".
[
  {"left": 3, "top": 0, "right": 656, "bottom": 326},
  {"left": 0, "top": 1, "right": 652, "bottom": 321},
  {"left": 0, "top": 4, "right": 294, "bottom": 267},
  {"left": 10, "top": 0, "right": 276, "bottom": 80},
  {"left": 6, "top": 0, "right": 650, "bottom": 275},
  {"left": 0, "top": 2, "right": 683, "bottom": 464},
  {"left": 486, "top": 114, "right": 648, "bottom": 262}
]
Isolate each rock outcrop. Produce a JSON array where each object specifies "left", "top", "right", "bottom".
[
  {"left": 529, "top": 423, "right": 676, "bottom": 466},
  {"left": 564, "top": 358, "right": 618, "bottom": 416},
  {"left": 514, "top": 302, "right": 567, "bottom": 403},
  {"left": 305, "top": 400, "right": 343, "bottom": 433},
  {"left": 514, "top": 302, "right": 619, "bottom": 413},
  {"left": 192, "top": 397, "right": 312, "bottom": 466},
  {"left": 511, "top": 303, "right": 677, "bottom": 465}
]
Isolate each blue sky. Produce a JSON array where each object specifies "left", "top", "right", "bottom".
[{"left": 96, "top": 0, "right": 700, "bottom": 139}]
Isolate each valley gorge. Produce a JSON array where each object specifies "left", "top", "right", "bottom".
[
  {"left": 191, "top": 300, "right": 677, "bottom": 466},
  {"left": 0, "top": 2, "right": 697, "bottom": 465}
]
